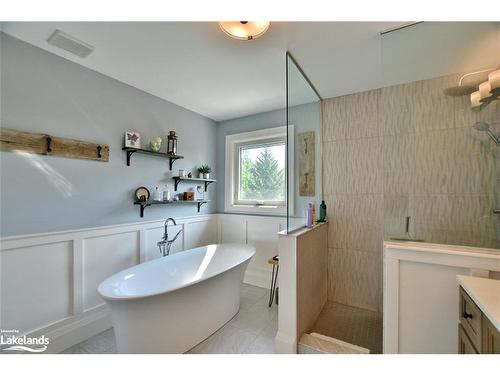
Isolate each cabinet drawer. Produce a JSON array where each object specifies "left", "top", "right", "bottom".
[
  {"left": 459, "top": 287, "right": 482, "bottom": 351},
  {"left": 482, "top": 316, "right": 500, "bottom": 354},
  {"left": 458, "top": 324, "right": 479, "bottom": 354}
]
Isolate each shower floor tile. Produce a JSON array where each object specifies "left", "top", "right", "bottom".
[
  {"left": 310, "top": 301, "right": 382, "bottom": 354},
  {"left": 61, "top": 284, "right": 276, "bottom": 354}
]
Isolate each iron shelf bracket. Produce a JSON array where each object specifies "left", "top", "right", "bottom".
[
  {"left": 134, "top": 199, "right": 209, "bottom": 217},
  {"left": 173, "top": 177, "right": 216, "bottom": 192},
  {"left": 123, "top": 147, "right": 183, "bottom": 170},
  {"left": 125, "top": 149, "right": 136, "bottom": 166},
  {"left": 197, "top": 201, "right": 207, "bottom": 212}
]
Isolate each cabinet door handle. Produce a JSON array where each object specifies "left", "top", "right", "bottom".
[{"left": 463, "top": 311, "right": 473, "bottom": 320}]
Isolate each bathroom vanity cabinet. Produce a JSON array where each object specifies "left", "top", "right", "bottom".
[{"left": 457, "top": 276, "right": 500, "bottom": 354}]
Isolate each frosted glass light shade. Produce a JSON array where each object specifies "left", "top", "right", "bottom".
[
  {"left": 470, "top": 91, "right": 481, "bottom": 108},
  {"left": 479, "top": 81, "right": 492, "bottom": 101},
  {"left": 219, "top": 21, "right": 270, "bottom": 40}
]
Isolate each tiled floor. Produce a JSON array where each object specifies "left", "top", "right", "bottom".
[
  {"left": 62, "top": 284, "right": 277, "bottom": 354},
  {"left": 310, "top": 301, "right": 382, "bottom": 354}
]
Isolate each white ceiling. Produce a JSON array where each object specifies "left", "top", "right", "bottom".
[{"left": 2, "top": 22, "right": 499, "bottom": 121}]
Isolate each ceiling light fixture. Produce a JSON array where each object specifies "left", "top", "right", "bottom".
[{"left": 218, "top": 21, "right": 270, "bottom": 41}]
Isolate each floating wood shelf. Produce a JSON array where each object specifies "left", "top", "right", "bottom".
[
  {"left": 172, "top": 176, "right": 216, "bottom": 192},
  {"left": 122, "top": 147, "right": 184, "bottom": 170},
  {"left": 0, "top": 128, "right": 109, "bottom": 162},
  {"left": 134, "top": 199, "right": 209, "bottom": 217}
]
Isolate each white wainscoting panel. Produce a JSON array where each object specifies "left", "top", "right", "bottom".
[
  {"left": 217, "top": 214, "right": 286, "bottom": 288},
  {"left": 219, "top": 214, "right": 247, "bottom": 244},
  {"left": 1, "top": 241, "right": 73, "bottom": 334},
  {"left": 246, "top": 217, "right": 284, "bottom": 288},
  {"left": 83, "top": 231, "right": 140, "bottom": 312},
  {"left": 398, "top": 260, "right": 467, "bottom": 354},
  {"left": 185, "top": 218, "right": 217, "bottom": 251}
]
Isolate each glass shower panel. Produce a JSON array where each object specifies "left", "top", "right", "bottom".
[
  {"left": 286, "top": 53, "right": 322, "bottom": 232},
  {"left": 381, "top": 22, "right": 500, "bottom": 248}
]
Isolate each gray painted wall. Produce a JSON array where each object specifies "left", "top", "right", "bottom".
[
  {"left": 216, "top": 102, "right": 322, "bottom": 220},
  {"left": 0, "top": 34, "right": 216, "bottom": 236}
]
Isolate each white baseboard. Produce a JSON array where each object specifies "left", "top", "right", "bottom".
[
  {"left": 45, "top": 309, "right": 112, "bottom": 353},
  {"left": 243, "top": 267, "right": 272, "bottom": 290},
  {"left": 275, "top": 331, "right": 297, "bottom": 354}
]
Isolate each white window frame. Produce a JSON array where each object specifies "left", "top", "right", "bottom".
[{"left": 225, "top": 125, "right": 294, "bottom": 215}]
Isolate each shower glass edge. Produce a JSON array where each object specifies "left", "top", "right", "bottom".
[{"left": 286, "top": 52, "right": 322, "bottom": 233}]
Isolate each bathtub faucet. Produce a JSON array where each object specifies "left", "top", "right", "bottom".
[{"left": 157, "top": 218, "right": 183, "bottom": 257}]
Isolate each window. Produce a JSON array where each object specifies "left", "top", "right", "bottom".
[{"left": 225, "top": 126, "right": 292, "bottom": 214}]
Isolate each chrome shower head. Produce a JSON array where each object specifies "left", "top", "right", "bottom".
[
  {"left": 473, "top": 122, "right": 500, "bottom": 145},
  {"left": 473, "top": 122, "right": 490, "bottom": 131}
]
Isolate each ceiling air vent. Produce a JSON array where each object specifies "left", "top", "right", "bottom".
[{"left": 47, "top": 29, "right": 95, "bottom": 58}]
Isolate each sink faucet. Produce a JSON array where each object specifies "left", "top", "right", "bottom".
[{"left": 157, "top": 218, "right": 183, "bottom": 257}]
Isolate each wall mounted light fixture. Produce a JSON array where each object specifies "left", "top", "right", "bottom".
[
  {"left": 470, "top": 91, "right": 482, "bottom": 108},
  {"left": 479, "top": 81, "right": 492, "bottom": 102},
  {"left": 488, "top": 69, "right": 500, "bottom": 95},
  {"left": 219, "top": 21, "right": 270, "bottom": 40},
  {"left": 469, "top": 68, "right": 500, "bottom": 110}
]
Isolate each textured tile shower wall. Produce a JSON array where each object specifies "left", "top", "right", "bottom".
[{"left": 321, "top": 73, "right": 500, "bottom": 312}]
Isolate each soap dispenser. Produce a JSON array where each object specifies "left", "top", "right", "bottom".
[{"left": 306, "top": 203, "right": 313, "bottom": 228}]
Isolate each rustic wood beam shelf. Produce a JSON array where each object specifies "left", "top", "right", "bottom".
[
  {"left": 173, "top": 176, "right": 216, "bottom": 192},
  {"left": 122, "top": 147, "right": 184, "bottom": 170},
  {"left": 134, "top": 199, "right": 209, "bottom": 217}
]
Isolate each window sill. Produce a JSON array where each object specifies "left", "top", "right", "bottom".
[{"left": 224, "top": 204, "right": 286, "bottom": 216}]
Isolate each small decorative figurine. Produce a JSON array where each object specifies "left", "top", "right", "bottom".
[
  {"left": 167, "top": 130, "right": 178, "bottom": 155},
  {"left": 187, "top": 172, "right": 193, "bottom": 178},
  {"left": 150, "top": 136, "right": 162, "bottom": 152}
]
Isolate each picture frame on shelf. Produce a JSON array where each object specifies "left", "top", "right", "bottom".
[{"left": 125, "top": 131, "right": 141, "bottom": 148}]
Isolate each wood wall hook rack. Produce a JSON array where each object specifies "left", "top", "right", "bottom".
[
  {"left": 46, "top": 136, "right": 52, "bottom": 152},
  {"left": 0, "top": 128, "right": 109, "bottom": 162}
]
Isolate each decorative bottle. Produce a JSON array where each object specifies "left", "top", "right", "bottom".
[
  {"left": 306, "top": 203, "right": 313, "bottom": 228},
  {"left": 318, "top": 200, "right": 327, "bottom": 222}
]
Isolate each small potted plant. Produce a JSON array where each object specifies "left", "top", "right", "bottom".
[{"left": 198, "top": 164, "right": 212, "bottom": 179}]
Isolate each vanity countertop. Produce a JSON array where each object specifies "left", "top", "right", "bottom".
[{"left": 457, "top": 275, "right": 500, "bottom": 331}]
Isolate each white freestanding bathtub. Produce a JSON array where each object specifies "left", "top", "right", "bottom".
[{"left": 98, "top": 243, "right": 255, "bottom": 353}]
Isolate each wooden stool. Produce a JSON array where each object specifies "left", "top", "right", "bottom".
[{"left": 268, "top": 255, "right": 279, "bottom": 307}]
